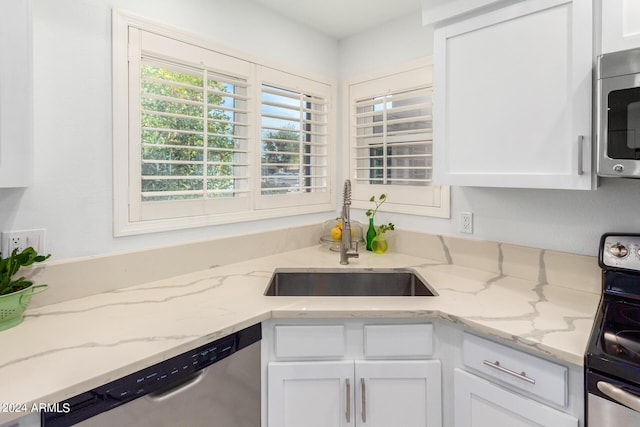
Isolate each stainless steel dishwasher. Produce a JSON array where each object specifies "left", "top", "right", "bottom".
[{"left": 42, "top": 324, "right": 261, "bottom": 427}]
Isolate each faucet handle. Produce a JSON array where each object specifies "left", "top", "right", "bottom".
[{"left": 347, "top": 240, "right": 359, "bottom": 257}]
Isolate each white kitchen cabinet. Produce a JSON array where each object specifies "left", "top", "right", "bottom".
[
  {"left": 454, "top": 369, "right": 578, "bottom": 427},
  {"left": 463, "top": 332, "right": 568, "bottom": 407},
  {"left": 455, "top": 333, "right": 579, "bottom": 427},
  {"left": 600, "top": 0, "right": 640, "bottom": 53},
  {"left": 433, "top": 0, "right": 594, "bottom": 189},
  {"left": 422, "top": 0, "right": 520, "bottom": 26},
  {"left": 263, "top": 320, "right": 441, "bottom": 427},
  {"left": 268, "top": 361, "right": 353, "bottom": 427},
  {"left": 0, "top": 0, "right": 33, "bottom": 187},
  {"left": 355, "top": 360, "right": 441, "bottom": 427},
  {"left": 268, "top": 359, "right": 442, "bottom": 427}
]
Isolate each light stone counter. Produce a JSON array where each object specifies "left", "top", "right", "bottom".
[{"left": 0, "top": 243, "right": 601, "bottom": 423}]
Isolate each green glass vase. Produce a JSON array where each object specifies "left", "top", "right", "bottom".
[
  {"left": 371, "top": 234, "right": 388, "bottom": 254},
  {"left": 365, "top": 218, "right": 376, "bottom": 251}
]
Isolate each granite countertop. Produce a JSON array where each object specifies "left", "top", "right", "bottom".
[{"left": 0, "top": 245, "right": 600, "bottom": 423}]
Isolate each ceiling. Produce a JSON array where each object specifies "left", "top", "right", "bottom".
[{"left": 248, "top": 0, "right": 423, "bottom": 40}]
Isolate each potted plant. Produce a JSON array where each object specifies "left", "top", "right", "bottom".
[
  {"left": 370, "top": 223, "right": 395, "bottom": 254},
  {"left": 0, "top": 247, "right": 50, "bottom": 331}
]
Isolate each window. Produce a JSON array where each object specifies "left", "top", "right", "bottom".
[
  {"left": 139, "top": 63, "right": 250, "bottom": 203},
  {"left": 345, "top": 58, "right": 449, "bottom": 217},
  {"left": 257, "top": 68, "right": 331, "bottom": 210},
  {"left": 113, "top": 12, "right": 335, "bottom": 235}
]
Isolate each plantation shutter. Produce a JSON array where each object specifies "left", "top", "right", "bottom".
[
  {"left": 353, "top": 86, "right": 433, "bottom": 186},
  {"left": 115, "top": 16, "right": 337, "bottom": 235},
  {"left": 140, "top": 58, "right": 250, "bottom": 201},
  {"left": 347, "top": 62, "right": 449, "bottom": 218},
  {"left": 129, "top": 28, "right": 253, "bottom": 221},
  {"left": 258, "top": 68, "right": 332, "bottom": 209}
]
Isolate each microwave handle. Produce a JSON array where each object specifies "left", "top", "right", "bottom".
[{"left": 578, "top": 135, "right": 585, "bottom": 176}]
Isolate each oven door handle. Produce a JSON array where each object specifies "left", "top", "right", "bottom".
[{"left": 598, "top": 381, "right": 640, "bottom": 413}]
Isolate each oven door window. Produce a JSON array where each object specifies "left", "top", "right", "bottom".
[
  {"left": 608, "top": 87, "right": 640, "bottom": 159},
  {"left": 599, "top": 300, "right": 640, "bottom": 366}
]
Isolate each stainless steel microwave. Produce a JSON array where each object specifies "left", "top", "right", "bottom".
[{"left": 597, "top": 47, "right": 640, "bottom": 177}]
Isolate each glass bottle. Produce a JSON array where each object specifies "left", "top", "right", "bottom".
[
  {"left": 366, "top": 218, "right": 376, "bottom": 251},
  {"left": 371, "top": 234, "right": 388, "bottom": 254}
]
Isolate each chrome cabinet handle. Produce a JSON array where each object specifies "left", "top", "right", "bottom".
[
  {"left": 346, "top": 378, "right": 351, "bottom": 423},
  {"left": 483, "top": 360, "right": 536, "bottom": 384},
  {"left": 361, "top": 378, "right": 367, "bottom": 423},
  {"left": 598, "top": 381, "right": 640, "bottom": 413},
  {"left": 578, "top": 135, "right": 585, "bottom": 176}
]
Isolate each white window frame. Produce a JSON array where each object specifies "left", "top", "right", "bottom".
[
  {"left": 113, "top": 10, "right": 336, "bottom": 236},
  {"left": 343, "top": 57, "right": 450, "bottom": 218}
]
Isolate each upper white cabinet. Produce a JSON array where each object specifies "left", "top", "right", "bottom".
[
  {"left": 422, "top": 0, "right": 522, "bottom": 26},
  {"left": 600, "top": 0, "right": 640, "bottom": 53},
  {"left": 0, "top": 0, "right": 33, "bottom": 187},
  {"left": 434, "top": 0, "right": 594, "bottom": 190}
]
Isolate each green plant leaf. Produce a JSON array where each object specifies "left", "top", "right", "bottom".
[
  {"left": 0, "top": 247, "right": 50, "bottom": 295},
  {"left": 377, "top": 222, "right": 395, "bottom": 234}
]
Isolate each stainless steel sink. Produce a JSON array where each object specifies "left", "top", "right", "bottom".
[{"left": 264, "top": 268, "right": 437, "bottom": 297}]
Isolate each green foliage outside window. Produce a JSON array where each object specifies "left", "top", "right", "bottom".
[{"left": 139, "top": 63, "right": 242, "bottom": 201}]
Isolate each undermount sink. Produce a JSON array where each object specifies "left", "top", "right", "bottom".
[{"left": 264, "top": 268, "right": 437, "bottom": 297}]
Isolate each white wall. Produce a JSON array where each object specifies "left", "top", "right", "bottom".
[
  {"left": 0, "top": 0, "right": 339, "bottom": 260},
  {"left": 3, "top": 2, "right": 634, "bottom": 262},
  {"left": 340, "top": 13, "right": 640, "bottom": 256},
  {"left": 339, "top": 13, "right": 434, "bottom": 78}
]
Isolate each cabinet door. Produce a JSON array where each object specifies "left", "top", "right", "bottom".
[
  {"left": 454, "top": 369, "right": 578, "bottom": 427},
  {"left": 355, "top": 360, "right": 442, "bottom": 427},
  {"left": 434, "top": 0, "right": 593, "bottom": 190},
  {"left": 0, "top": 0, "right": 32, "bottom": 187},
  {"left": 268, "top": 361, "right": 354, "bottom": 427},
  {"left": 601, "top": 0, "right": 640, "bottom": 53}
]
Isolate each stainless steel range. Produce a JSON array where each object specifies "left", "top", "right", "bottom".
[{"left": 586, "top": 233, "right": 640, "bottom": 425}]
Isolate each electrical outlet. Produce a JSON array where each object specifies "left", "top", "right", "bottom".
[
  {"left": 1, "top": 229, "right": 45, "bottom": 256},
  {"left": 460, "top": 212, "right": 473, "bottom": 234}
]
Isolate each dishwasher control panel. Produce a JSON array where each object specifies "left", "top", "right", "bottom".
[
  {"left": 105, "top": 335, "right": 234, "bottom": 402},
  {"left": 42, "top": 323, "right": 261, "bottom": 427}
]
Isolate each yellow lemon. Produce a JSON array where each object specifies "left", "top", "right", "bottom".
[{"left": 330, "top": 227, "right": 342, "bottom": 240}]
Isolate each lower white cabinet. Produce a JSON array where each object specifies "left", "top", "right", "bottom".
[
  {"left": 356, "top": 360, "right": 441, "bottom": 427},
  {"left": 268, "top": 359, "right": 442, "bottom": 427},
  {"left": 263, "top": 320, "right": 583, "bottom": 427},
  {"left": 454, "top": 369, "right": 578, "bottom": 427},
  {"left": 268, "top": 360, "right": 352, "bottom": 427}
]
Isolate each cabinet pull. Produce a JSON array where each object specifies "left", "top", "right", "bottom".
[
  {"left": 346, "top": 378, "right": 351, "bottom": 422},
  {"left": 483, "top": 360, "right": 536, "bottom": 384},
  {"left": 361, "top": 378, "right": 367, "bottom": 422},
  {"left": 578, "top": 135, "right": 585, "bottom": 176}
]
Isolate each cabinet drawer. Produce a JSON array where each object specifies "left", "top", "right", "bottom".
[
  {"left": 364, "top": 324, "right": 433, "bottom": 357},
  {"left": 463, "top": 333, "right": 567, "bottom": 407},
  {"left": 275, "top": 325, "right": 346, "bottom": 359}
]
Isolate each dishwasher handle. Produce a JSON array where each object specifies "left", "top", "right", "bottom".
[{"left": 146, "top": 368, "right": 207, "bottom": 402}]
